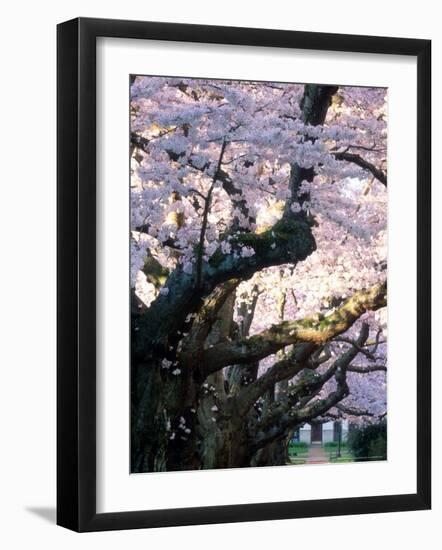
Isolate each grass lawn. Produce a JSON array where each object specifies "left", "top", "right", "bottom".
[
  {"left": 287, "top": 442, "right": 309, "bottom": 465},
  {"left": 287, "top": 441, "right": 355, "bottom": 465},
  {"left": 324, "top": 442, "right": 354, "bottom": 463},
  {"left": 329, "top": 451, "right": 354, "bottom": 463}
]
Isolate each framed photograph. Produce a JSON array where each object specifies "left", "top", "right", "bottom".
[{"left": 57, "top": 17, "right": 431, "bottom": 532}]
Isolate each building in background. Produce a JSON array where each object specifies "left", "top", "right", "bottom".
[{"left": 294, "top": 420, "right": 349, "bottom": 444}]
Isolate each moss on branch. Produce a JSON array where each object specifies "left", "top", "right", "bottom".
[{"left": 201, "top": 281, "right": 386, "bottom": 374}]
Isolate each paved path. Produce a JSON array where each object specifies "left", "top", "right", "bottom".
[{"left": 306, "top": 444, "right": 328, "bottom": 464}]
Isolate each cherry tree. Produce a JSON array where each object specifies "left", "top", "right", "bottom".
[{"left": 129, "top": 76, "right": 387, "bottom": 472}]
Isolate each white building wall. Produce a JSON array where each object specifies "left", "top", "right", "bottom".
[
  {"left": 299, "top": 425, "right": 310, "bottom": 444},
  {"left": 322, "top": 421, "right": 334, "bottom": 443},
  {"left": 342, "top": 420, "right": 349, "bottom": 441},
  {"left": 298, "top": 420, "right": 350, "bottom": 444}
]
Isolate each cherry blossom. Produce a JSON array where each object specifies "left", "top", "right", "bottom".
[{"left": 130, "top": 76, "right": 387, "bottom": 472}]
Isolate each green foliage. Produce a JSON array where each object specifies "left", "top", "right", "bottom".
[
  {"left": 325, "top": 441, "right": 353, "bottom": 462},
  {"left": 329, "top": 453, "right": 354, "bottom": 463},
  {"left": 288, "top": 441, "right": 308, "bottom": 457},
  {"left": 289, "top": 441, "right": 308, "bottom": 450},
  {"left": 324, "top": 441, "right": 348, "bottom": 450},
  {"left": 347, "top": 420, "right": 387, "bottom": 461},
  {"left": 288, "top": 441, "right": 308, "bottom": 464}
]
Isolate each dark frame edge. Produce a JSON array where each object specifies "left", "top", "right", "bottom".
[
  {"left": 81, "top": 493, "right": 428, "bottom": 532},
  {"left": 57, "top": 17, "right": 80, "bottom": 532},
  {"left": 416, "top": 39, "right": 431, "bottom": 510}
]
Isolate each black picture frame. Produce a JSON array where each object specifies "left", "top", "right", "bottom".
[{"left": 57, "top": 17, "right": 431, "bottom": 532}]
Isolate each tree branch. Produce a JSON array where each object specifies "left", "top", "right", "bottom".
[
  {"left": 252, "top": 324, "right": 369, "bottom": 450},
  {"left": 131, "top": 131, "right": 254, "bottom": 226},
  {"left": 332, "top": 150, "right": 387, "bottom": 187},
  {"left": 181, "top": 279, "right": 240, "bottom": 362},
  {"left": 347, "top": 364, "right": 387, "bottom": 373},
  {"left": 201, "top": 281, "right": 386, "bottom": 374},
  {"left": 333, "top": 337, "right": 376, "bottom": 360},
  {"left": 336, "top": 403, "right": 374, "bottom": 416},
  {"left": 134, "top": 85, "right": 339, "bottom": 357},
  {"left": 285, "top": 85, "right": 339, "bottom": 215},
  {"left": 234, "top": 343, "right": 317, "bottom": 416},
  {"left": 195, "top": 139, "right": 227, "bottom": 288}
]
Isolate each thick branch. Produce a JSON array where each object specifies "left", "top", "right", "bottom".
[
  {"left": 201, "top": 281, "right": 386, "bottom": 374},
  {"left": 134, "top": 214, "right": 316, "bottom": 356},
  {"left": 285, "top": 84, "right": 339, "bottom": 214},
  {"left": 253, "top": 324, "right": 369, "bottom": 450},
  {"left": 134, "top": 85, "right": 338, "bottom": 357},
  {"left": 234, "top": 343, "right": 316, "bottom": 416},
  {"left": 227, "top": 286, "right": 262, "bottom": 396},
  {"left": 181, "top": 279, "right": 239, "bottom": 361},
  {"left": 254, "top": 376, "right": 349, "bottom": 452}
]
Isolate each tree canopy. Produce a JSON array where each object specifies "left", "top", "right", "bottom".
[{"left": 130, "top": 76, "right": 387, "bottom": 472}]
